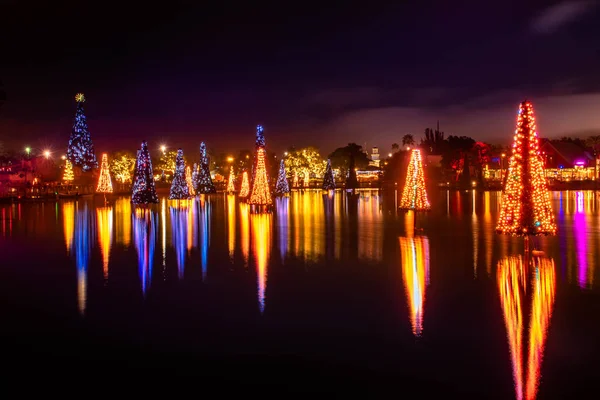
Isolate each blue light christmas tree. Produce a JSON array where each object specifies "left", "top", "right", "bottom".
[
  {"left": 275, "top": 159, "right": 289, "bottom": 196},
  {"left": 196, "top": 142, "right": 216, "bottom": 194},
  {"left": 67, "top": 93, "right": 98, "bottom": 172},
  {"left": 169, "top": 149, "right": 190, "bottom": 200},
  {"left": 131, "top": 141, "right": 159, "bottom": 205},
  {"left": 322, "top": 158, "right": 335, "bottom": 190}
]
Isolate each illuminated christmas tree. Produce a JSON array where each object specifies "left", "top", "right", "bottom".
[
  {"left": 275, "top": 159, "right": 289, "bottom": 196},
  {"left": 191, "top": 163, "right": 199, "bottom": 192},
  {"left": 239, "top": 171, "right": 250, "bottom": 197},
  {"left": 186, "top": 165, "right": 195, "bottom": 195},
  {"left": 169, "top": 149, "right": 190, "bottom": 200},
  {"left": 292, "top": 171, "right": 298, "bottom": 188},
  {"left": 322, "top": 158, "right": 335, "bottom": 190},
  {"left": 196, "top": 142, "right": 216, "bottom": 194},
  {"left": 496, "top": 101, "right": 556, "bottom": 236},
  {"left": 63, "top": 160, "right": 74, "bottom": 182},
  {"left": 67, "top": 93, "right": 97, "bottom": 172},
  {"left": 131, "top": 141, "right": 159, "bottom": 205},
  {"left": 226, "top": 165, "right": 236, "bottom": 193},
  {"left": 248, "top": 148, "right": 272, "bottom": 207},
  {"left": 399, "top": 149, "right": 431, "bottom": 211},
  {"left": 96, "top": 153, "right": 113, "bottom": 194},
  {"left": 251, "top": 125, "right": 265, "bottom": 185}
]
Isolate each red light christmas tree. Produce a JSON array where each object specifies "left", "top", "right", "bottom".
[
  {"left": 496, "top": 101, "right": 556, "bottom": 236},
  {"left": 399, "top": 149, "right": 431, "bottom": 211},
  {"left": 96, "top": 153, "right": 113, "bottom": 194}
]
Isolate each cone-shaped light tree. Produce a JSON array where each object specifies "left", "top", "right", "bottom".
[
  {"left": 275, "top": 159, "right": 290, "bottom": 196},
  {"left": 191, "top": 163, "right": 199, "bottom": 192},
  {"left": 131, "top": 141, "right": 159, "bottom": 205},
  {"left": 169, "top": 149, "right": 190, "bottom": 200},
  {"left": 239, "top": 171, "right": 250, "bottom": 198},
  {"left": 322, "top": 158, "right": 336, "bottom": 190},
  {"left": 248, "top": 148, "right": 272, "bottom": 206},
  {"left": 63, "top": 160, "right": 74, "bottom": 182},
  {"left": 67, "top": 93, "right": 98, "bottom": 172},
  {"left": 96, "top": 153, "right": 113, "bottom": 194},
  {"left": 496, "top": 100, "right": 556, "bottom": 236},
  {"left": 196, "top": 142, "right": 216, "bottom": 194},
  {"left": 186, "top": 165, "right": 195, "bottom": 195},
  {"left": 227, "top": 166, "right": 236, "bottom": 193},
  {"left": 399, "top": 149, "right": 431, "bottom": 211},
  {"left": 251, "top": 125, "right": 265, "bottom": 185}
]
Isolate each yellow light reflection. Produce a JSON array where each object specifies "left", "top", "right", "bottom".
[
  {"left": 227, "top": 194, "right": 236, "bottom": 261},
  {"left": 251, "top": 212, "right": 272, "bottom": 314},
  {"left": 472, "top": 189, "right": 478, "bottom": 278},
  {"left": 399, "top": 234, "right": 430, "bottom": 337},
  {"left": 240, "top": 202, "right": 250, "bottom": 267},
  {"left": 114, "top": 197, "right": 131, "bottom": 247},
  {"left": 498, "top": 255, "right": 556, "bottom": 400},
  {"left": 358, "top": 190, "right": 383, "bottom": 262},
  {"left": 97, "top": 207, "right": 113, "bottom": 281},
  {"left": 483, "top": 191, "right": 493, "bottom": 276},
  {"left": 63, "top": 201, "right": 75, "bottom": 252}
]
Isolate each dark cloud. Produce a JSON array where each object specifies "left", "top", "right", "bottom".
[{"left": 531, "top": 1, "right": 597, "bottom": 34}]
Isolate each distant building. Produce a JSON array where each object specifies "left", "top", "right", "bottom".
[
  {"left": 540, "top": 140, "right": 596, "bottom": 180},
  {"left": 369, "top": 147, "right": 380, "bottom": 167}
]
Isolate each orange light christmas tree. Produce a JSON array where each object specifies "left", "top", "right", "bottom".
[
  {"left": 399, "top": 149, "right": 431, "bottom": 211},
  {"left": 248, "top": 148, "right": 272, "bottom": 207},
  {"left": 96, "top": 153, "right": 113, "bottom": 194},
  {"left": 239, "top": 171, "right": 250, "bottom": 198},
  {"left": 63, "top": 160, "right": 74, "bottom": 182},
  {"left": 496, "top": 101, "right": 556, "bottom": 236},
  {"left": 227, "top": 166, "right": 236, "bottom": 193},
  {"left": 185, "top": 165, "right": 195, "bottom": 195}
]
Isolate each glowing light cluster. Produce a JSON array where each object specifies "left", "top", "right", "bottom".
[
  {"left": 67, "top": 93, "right": 97, "bottom": 171},
  {"left": 496, "top": 101, "right": 557, "bottom": 236},
  {"left": 399, "top": 149, "right": 431, "bottom": 211},
  {"left": 498, "top": 255, "right": 556, "bottom": 400},
  {"left": 322, "top": 158, "right": 335, "bottom": 190},
  {"left": 186, "top": 165, "right": 195, "bottom": 195},
  {"left": 275, "top": 159, "right": 290, "bottom": 195},
  {"left": 63, "top": 160, "right": 74, "bottom": 182},
  {"left": 169, "top": 148, "right": 190, "bottom": 200},
  {"left": 248, "top": 148, "right": 272, "bottom": 207},
  {"left": 239, "top": 171, "right": 250, "bottom": 198},
  {"left": 227, "top": 166, "right": 236, "bottom": 193},
  {"left": 131, "top": 141, "right": 159, "bottom": 205},
  {"left": 96, "top": 153, "right": 113, "bottom": 193}
]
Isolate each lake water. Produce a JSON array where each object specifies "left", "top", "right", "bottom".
[{"left": 1, "top": 189, "right": 599, "bottom": 397}]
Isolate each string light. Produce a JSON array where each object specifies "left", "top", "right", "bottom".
[
  {"left": 96, "top": 153, "right": 113, "bottom": 193},
  {"left": 196, "top": 142, "right": 216, "bottom": 193},
  {"left": 239, "top": 171, "right": 250, "bottom": 198},
  {"left": 248, "top": 148, "right": 272, "bottom": 207},
  {"left": 67, "top": 93, "right": 97, "bottom": 171},
  {"left": 496, "top": 101, "right": 557, "bottom": 236},
  {"left": 227, "top": 165, "right": 236, "bottom": 193},
  {"left": 63, "top": 160, "right": 74, "bottom": 182},
  {"left": 131, "top": 141, "right": 159, "bottom": 205},
  {"left": 399, "top": 149, "right": 431, "bottom": 211},
  {"left": 169, "top": 148, "right": 190, "bottom": 200},
  {"left": 322, "top": 158, "right": 335, "bottom": 190}
]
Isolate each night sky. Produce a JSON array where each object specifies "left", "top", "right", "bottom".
[{"left": 2, "top": 0, "right": 600, "bottom": 156}]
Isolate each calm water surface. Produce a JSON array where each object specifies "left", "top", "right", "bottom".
[{"left": 1, "top": 189, "right": 599, "bottom": 397}]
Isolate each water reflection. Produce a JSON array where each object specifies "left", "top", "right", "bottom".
[
  {"left": 114, "top": 197, "right": 131, "bottom": 247},
  {"left": 498, "top": 254, "right": 556, "bottom": 400},
  {"left": 251, "top": 212, "right": 272, "bottom": 314},
  {"left": 227, "top": 195, "right": 236, "bottom": 261},
  {"left": 240, "top": 202, "right": 250, "bottom": 267},
  {"left": 73, "top": 203, "right": 94, "bottom": 315},
  {"left": 198, "top": 196, "right": 211, "bottom": 281},
  {"left": 133, "top": 209, "right": 157, "bottom": 296},
  {"left": 291, "top": 191, "right": 325, "bottom": 261},
  {"left": 358, "top": 190, "right": 383, "bottom": 262},
  {"left": 97, "top": 207, "right": 113, "bottom": 282},
  {"left": 399, "top": 213, "right": 430, "bottom": 337},
  {"left": 275, "top": 196, "right": 289, "bottom": 261},
  {"left": 63, "top": 202, "right": 75, "bottom": 253},
  {"left": 170, "top": 205, "right": 188, "bottom": 279}
]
